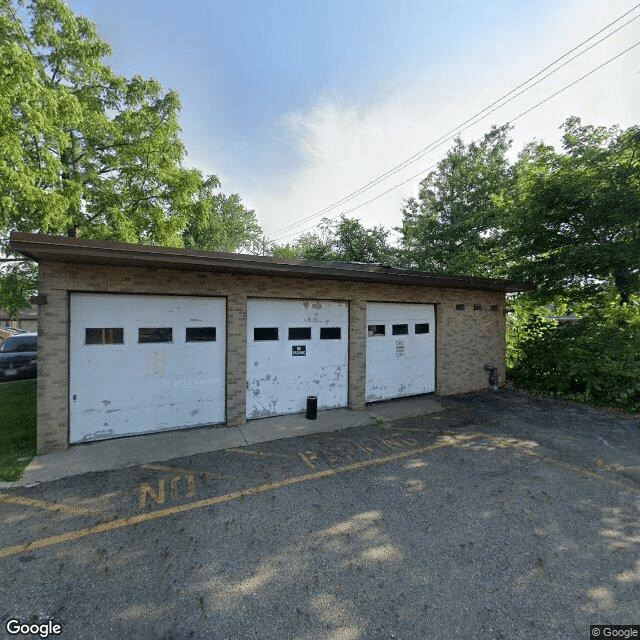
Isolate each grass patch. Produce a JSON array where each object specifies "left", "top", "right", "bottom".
[{"left": 0, "top": 379, "right": 37, "bottom": 482}]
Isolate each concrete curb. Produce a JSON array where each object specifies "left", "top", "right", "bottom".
[{"left": 5, "top": 396, "right": 444, "bottom": 486}]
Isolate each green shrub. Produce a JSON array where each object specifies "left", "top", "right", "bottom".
[{"left": 507, "top": 302, "right": 640, "bottom": 413}]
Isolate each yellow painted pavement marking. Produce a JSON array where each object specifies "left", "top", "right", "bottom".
[
  {"left": 533, "top": 454, "right": 640, "bottom": 495},
  {"left": 138, "top": 477, "right": 197, "bottom": 509},
  {"left": 172, "top": 475, "right": 196, "bottom": 499},
  {"left": 142, "top": 463, "right": 234, "bottom": 481},
  {"left": 226, "top": 448, "right": 262, "bottom": 457},
  {"left": 139, "top": 480, "right": 166, "bottom": 509},
  {"left": 461, "top": 437, "right": 640, "bottom": 495},
  {"left": 298, "top": 452, "right": 318, "bottom": 469},
  {"left": 355, "top": 443, "right": 374, "bottom": 455},
  {"left": 0, "top": 433, "right": 481, "bottom": 558},
  {"left": 0, "top": 492, "right": 90, "bottom": 516},
  {"left": 141, "top": 463, "right": 197, "bottom": 476}
]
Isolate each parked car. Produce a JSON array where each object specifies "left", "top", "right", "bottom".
[{"left": 0, "top": 332, "right": 37, "bottom": 381}]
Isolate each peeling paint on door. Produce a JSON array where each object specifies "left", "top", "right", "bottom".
[
  {"left": 246, "top": 299, "right": 348, "bottom": 418},
  {"left": 69, "top": 293, "right": 226, "bottom": 443}
]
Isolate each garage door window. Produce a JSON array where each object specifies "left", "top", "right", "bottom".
[
  {"left": 186, "top": 327, "right": 216, "bottom": 342},
  {"left": 288, "top": 327, "right": 311, "bottom": 340},
  {"left": 254, "top": 327, "right": 279, "bottom": 341},
  {"left": 415, "top": 323, "right": 430, "bottom": 334},
  {"left": 368, "top": 324, "right": 385, "bottom": 336},
  {"left": 392, "top": 324, "right": 408, "bottom": 335},
  {"left": 85, "top": 328, "right": 124, "bottom": 345},
  {"left": 320, "top": 327, "right": 341, "bottom": 340},
  {"left": 138, "top": 328, "right": 173, "bottom": 343}
]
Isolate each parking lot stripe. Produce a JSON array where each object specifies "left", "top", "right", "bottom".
[
  {"left": 226, "top": 448, "right": 262, "bottom": 457},
  {"left": 141, "top": 462, "right": 243, "bottom": 481},
  {"left": 0, "top": 493, "right": 91, "bottom": 516},
  {"left": 141, "top": 464, "right": 198, "bottom": 476},
  {"left": 0, "top": 433, "right": 481, "bottom": 558},
  {"left": 533, "top": 454, "right": 640, "bottom": 494}
]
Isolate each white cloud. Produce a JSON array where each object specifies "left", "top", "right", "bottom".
[{"left": 213, "top": 0, "right": 640, "bottom": 246}]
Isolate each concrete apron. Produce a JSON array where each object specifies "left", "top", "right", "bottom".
[{"left": 9, "top": 395, "right": 443, "bottom": 486}]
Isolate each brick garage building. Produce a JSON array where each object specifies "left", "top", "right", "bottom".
[{"left": 11, "top": 232, "right": 531, "bottom": 452}]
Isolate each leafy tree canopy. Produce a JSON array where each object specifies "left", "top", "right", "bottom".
[
  {"left": 182, "top": 178, "right": 261, "bottom": 253},
  {"left": 399, "top": 125, "right": 512, "bottom": 277},
  {"left": 272, "top": 216, "right": 395, "bottom": 264},
  {"left": 0, "top": 0, "right": 261, "bottom": 317},
  {"left": 505, "top": 117, "right": 640, "bottom": 304}
]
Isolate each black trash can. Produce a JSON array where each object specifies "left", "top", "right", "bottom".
[{"left": 306, "top": 396, "right": 317, "bottom": 420}]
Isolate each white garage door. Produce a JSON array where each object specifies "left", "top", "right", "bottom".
[
  {"left": 70, "top": 293, "right": 226, "bottom": 443},
  {"left": 366, "top": 302, "right": 435, "bottom": 402},
  {"left": 247, "top": 299, "right": 348, "bottom": 418}
]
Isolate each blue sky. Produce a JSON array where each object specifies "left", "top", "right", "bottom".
[{"left": 66, "top": 0, "right": 639, "bottom": 245}]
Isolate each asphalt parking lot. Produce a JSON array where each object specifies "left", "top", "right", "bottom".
[{"left": 1, "top": 389, "right": 639, "bottom": 639}]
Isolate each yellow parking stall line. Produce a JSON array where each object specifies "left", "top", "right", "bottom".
[
  {"left": 225, "top": 448, "right": 262, "bottom": 457},
  {"left": 0, "top": 493, "right": 90, "bottom": 516},
  {"left": 531, "top": 454, "right": 640, "bottom": 495},
  {"left": 298, "top": 452, "right": 318, "bottom": 469},
  {"left": 0, "top": 433, "right": 481, "bottom": 558},
  {"left": 141, "top": 464, "right": 191, "bottom": 474},
  {"left": 141, "top": 463, "right": 202, "bottom": 476},
  {"left": 141, "top": 463, "right": 238, "bottom": 481}
]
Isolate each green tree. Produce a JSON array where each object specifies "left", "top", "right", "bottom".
[
  {"left": 506, "top": 117, "right": 640, "bottom": 304},
  {"left": 182, "top": 178, "right": 261, "bottom": 253},
  {"left": 399, "top": 125, "right": 512, "bottom": 277},
  {"left": 271, "top": 228, "right": 338, "bottom": 261},
  {"left": 272, "top": 216, "right": 395, "bottom": 264},
  {"left": 0, "top": 0, "right": 261, "bottom": 311},
  {"left": 0, "top": 261, "right": 37, "bottom": 321}
]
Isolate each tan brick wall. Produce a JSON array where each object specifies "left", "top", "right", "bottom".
[
  {"left": 36, "top": 261, "right": 506, "bottom": 451},
  {"left": 348, "top": 299, "right": 366, "bottom": 410},
  {"left": 226, "top": 292, "right": 247, "bottom": 426},
  {"left": 37, "top": 264, "right": 70, "bottom": 452}
]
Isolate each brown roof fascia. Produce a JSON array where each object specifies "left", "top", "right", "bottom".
[{"left": 10, "top": 232, "right": 534, "bottom": 293}]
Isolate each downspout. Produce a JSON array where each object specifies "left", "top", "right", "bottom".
[{"left": 484, "top": 363, "right": 499, "bottom": 391}]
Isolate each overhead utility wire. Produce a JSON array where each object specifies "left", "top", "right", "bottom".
[
  {"left": 267, "top": 5, "right": 640, "bottom": 242},
  {"left": 272, "top": 40, "right": 640, "bottom": 243},
  {"left": 268, "top": 9, "right": 640, "bottom": 242},
  {"left": 266, "top": 4, "right": 640, "bottom": 242}
]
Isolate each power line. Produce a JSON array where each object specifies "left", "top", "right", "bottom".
[
  {"left": 272, "top": 166, "right": 439, "bottom": 243},
  {"left": 266, "top": 3, "right": 640, "bottom": 243},
  {"left": 509, "top": 41, "right": 640, "bottom": 126},
  {"left": 267, "top": 5, "right": 640, "bottom": 242},
  {"left": 272, "top": 39, "right": 640, "bottom": 244}
]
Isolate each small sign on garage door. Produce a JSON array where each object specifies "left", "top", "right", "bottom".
[
  {"left": 247, "top": 299, "right": 348, "bottom": 418},
  {"left": 69, "top": 293, "right": 226, "bottom": 442},
  {"left": 366, "top": 302, "right": 435, "bottom": 401}
]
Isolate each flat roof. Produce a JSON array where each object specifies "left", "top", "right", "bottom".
[{"left": 10, "top": 232, "right": 534, "bottom": 293}]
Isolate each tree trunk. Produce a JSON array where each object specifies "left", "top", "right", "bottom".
[{"left": 615, "top": 270, "right": 630, "bottom": 305}]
